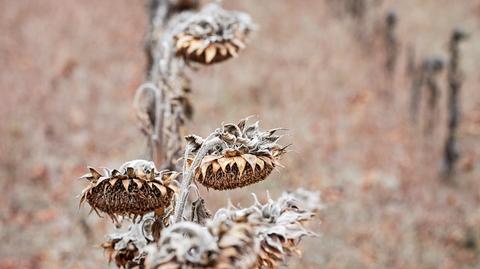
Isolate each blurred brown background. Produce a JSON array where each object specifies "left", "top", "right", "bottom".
[{"left": 1, "top": 0, "right": 480, "bottom": 268}]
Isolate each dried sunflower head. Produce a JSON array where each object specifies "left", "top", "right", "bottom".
[
  {"left": 253, "top": 191, "right": 319, "bottom": 269},
  {"left": 145, "top": 219, "right": 258, "bottom": 269},
  {"left": 102, "top": 239, "right": 144, "bottom": 268},
  {"left": 145, "top": 222, "right": 219, "bottom": 269},
  {"left": 144, "top": 190, "right": 319, "bottom": 269},
  {"left": 208, "top": 218, "right": 259, "bottom": 269},
  {"left": 79, "top": 160, "right": 179, "bottom": 221},
  {"left": 101, "top": 215, "right": 155, "bottom": 268},
  {"left": 186, "top": 117, "right": 287, "bottom": 190},
  {"left": 174, "top": 3, "right": 255, "bottom": 65},
  {"left": 211, "top": 190, "right": 320, "bottom": 269}
]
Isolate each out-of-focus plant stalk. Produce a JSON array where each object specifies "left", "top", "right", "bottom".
[
  {"left": 443, "top": 29, "right": 468, "bottom": 177},
  {"left": 384, "top": 11, "right": 398, "bottom": 77}
]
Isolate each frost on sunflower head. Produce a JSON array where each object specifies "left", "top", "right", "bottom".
[
  {"left": 79, "top": 160, "right": 180, "bottom": 222},
  {"left": 145, "top": 189, "right": 320, "bottom": 269},
  {"left": 185, "top": 117, "right": 288, "bottom": 190},
  {"left": 214, "top": 189, "right": 321, "bottom": 269},
  {"left": 172, "top": 3, "right": 256, "bottom": 64}
]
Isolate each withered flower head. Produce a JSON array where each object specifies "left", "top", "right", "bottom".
[
  {"left": 212, "top": 189, "right": 320, "bottom": 269},
  {"left": 102, "top": 239, "right": 145, "bottom": 269},
  {"left": 145, "top": 190, "right": 319, "bottom": 269},
  {"left": 208, "top": 218, "right": 259, "bottom": 269},
  {"left": 186, "top": 117, "right": 287, "bottom": 190},
  {"left": 101, "top": 215, "right": 155, "bottom": 268},
  {"left": 145, "top": 218, "right": 258, "bottom": 269},
  {"left": 145, "top": 222, "right": 219, "bottom": 269},
  {"left": 253, "top": 191, "right": 319, "bottom": 269},
  {"left": 79, "top": 160, "right": 179, "bottom": 221},
  {"left": 174, "top": 3, "right": 255, "bottom": 64}
]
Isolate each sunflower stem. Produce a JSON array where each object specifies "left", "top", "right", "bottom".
[
  {"left": 133, "top": 83, "right": 164, "bottom": 164},
  {"left": 173, "top": 136, "right": 223, "bottom": 223}
]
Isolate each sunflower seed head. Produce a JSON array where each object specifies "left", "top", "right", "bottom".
[
  {"left": 172, "top": 3, "right": 256, "bottom": 65},
  {"left": 191, "top": 117, "right": 287, "bottom": 159},
  {"left": 102, "top": 215, "right": 155, "bottom": 268},
  {"left": 144, "top": 190, "right": 319, "bottom": 268},
  {"left": 78, "top": 160, "right": 179, "bottom": 220}
]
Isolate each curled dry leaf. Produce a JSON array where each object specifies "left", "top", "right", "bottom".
[{"left": 190, "top": 197, "right": 212, "bottom": 225}]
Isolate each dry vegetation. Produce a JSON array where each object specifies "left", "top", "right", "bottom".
[{"left": 1, "top": 0, "right": 480, "bottom": 268}]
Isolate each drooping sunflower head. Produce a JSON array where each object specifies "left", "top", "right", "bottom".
[
  {"left": 79, "top": 160, "right": 179, "bottom": 221},
  {"left": 101, "top": 215, "right": 155, "bottom": 268},
  {"left": 145, "top": 219, "right": 258, "bottom": 269},
  {"left": 186, "top": 117, "right": 287, "bottom": 190},
  {"left": 145, "top": 222, "right": 219, "bottom": 269},
  {"left": 174, "top": 3, "right": 255, "bottom": 64}
]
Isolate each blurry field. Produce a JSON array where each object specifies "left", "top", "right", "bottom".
[{"left": 1, "top": 0, "right": 480, "bottom": 268}]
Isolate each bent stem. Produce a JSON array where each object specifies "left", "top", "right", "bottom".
[
  {"left": 133, "top": 83, "right": 164, "bottom": 164},
  {"left": 173, "top": 136, "right": 223, "bottom": 223}
]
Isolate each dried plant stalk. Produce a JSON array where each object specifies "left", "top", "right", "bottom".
[
  {"left": 138, "top": 1, "right": 254, "bottom": 169},
  {"left": 77, "top": 2, "right": 320, "bottom": 269},
  {"left": 133, "top": 83, "right": 164, "bottom": 162},
  {"left": 423, "top": 57, "right": 444, "bottom": 134},
  {"left": 384, "top": 11, "right": 398, "bottom": 77},
  {"left": 443, "top": 29, "right": 468, "bottom": 176},
  {"left": 173, "top": 135, "right": 224, "bottom": 223}
]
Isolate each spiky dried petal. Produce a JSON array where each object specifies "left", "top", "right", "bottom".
[
  {"left": 234, "top": 156, "right": 246, "bottom": 176},
  {"left": 205, "top": 45, "right": 217, "bottom": 63}
]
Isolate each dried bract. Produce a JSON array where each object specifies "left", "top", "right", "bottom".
[
  {"left": 190, "top": 197, "right": 212, "bottom": 225},
  {"left": 79, "top": 160, "right": 179, "bottom": 221},
  {"left": 187, "top": 117, "right": 287, "bottom": 190},
  {"left": 174, "top": 3, "right": 255, "bottom": 64}
]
